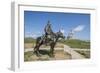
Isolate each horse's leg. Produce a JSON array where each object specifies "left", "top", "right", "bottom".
[
  {"left": 33, "top": 44, "right": 40, "bottom": 56},
  {"left": 34, "top": 45, "right": 37, "bottom": 53},
  {"left": 36, "top": 45, "right": 41, "bottom": 56},
  {"left": 34, "top": 36, "right": 44, "bottom": 56},
  {"left": 50, "top": 43, "right": 55, "bottom": 57}
]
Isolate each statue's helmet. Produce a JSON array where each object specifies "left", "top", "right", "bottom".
[{"left": 47, "top": 20, "right": 51, "bottom": 25}]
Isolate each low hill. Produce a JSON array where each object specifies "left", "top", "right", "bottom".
[
  {"left": 24, "top": 37, "right": 90, "bottom": 49},
  {"left": 24, "top": 37, "right": 36, "bottom": 44},
  {"left": 60, "top": 39, "right": 90, "bottom": 49}
]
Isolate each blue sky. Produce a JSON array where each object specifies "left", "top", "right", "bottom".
[{"left": 24, "top": 11, "right": 90, "bottom": 40}]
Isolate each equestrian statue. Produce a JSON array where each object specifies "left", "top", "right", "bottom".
[{"left": 34, "top": 21, "right": 65, "bottom": 57}]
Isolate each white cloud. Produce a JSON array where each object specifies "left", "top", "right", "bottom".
[{"left": 73, "top": 25, "right": 85, "bottom": 32}]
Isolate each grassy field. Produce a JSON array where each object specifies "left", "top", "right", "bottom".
[
  {"left": 76, "top": 51, "right": 90, "bottom": 58},
  {"left": 24, "top": 37, "right": 90, "bottom": 49},
  {"left": 60, "top": 39, "right": 90, "bottom": 49},
  {"left": 24, "top": 37, "right": 36, "bottom": 44},
  {"left": 24, "top": 37, "right": 35, "bottom": 49}
]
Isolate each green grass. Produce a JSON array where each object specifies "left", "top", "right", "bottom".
[
  {"left": 24, "top": 51, "right": 33, "bottom": 61},
  {"left": 76, "top": 51, "right": 90, "bottom": 58},
  {"left": 24, "top": 37, "right": 90, "bottom": 49},
  {"left": 24, "top": 37, "right": 36, "bottom": 44},
  {"left": 60, "top": 39, "right": 90, "bottom": 49}
]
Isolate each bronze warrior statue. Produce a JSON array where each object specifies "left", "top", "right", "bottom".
[
  {"left": 33, "top": 20, "right": 65, "bottom": 57},
  {"left": 44, "top": 21, "right": 54, "bottom": 44},
  {"left": 44, "top": 21, "right": 54, "bottom": 38}
]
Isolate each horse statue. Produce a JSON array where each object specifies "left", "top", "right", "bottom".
[{"left": 33, "top": 30, "right": 65, "bottom": 57}]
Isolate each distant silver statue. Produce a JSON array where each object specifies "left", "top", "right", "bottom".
[{"left": 67, "top": 29, "right": 74, "bottom": 40}]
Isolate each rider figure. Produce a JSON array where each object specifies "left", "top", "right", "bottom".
[{"left": 44, "top": 21, "right": 54, "bottom": 44}]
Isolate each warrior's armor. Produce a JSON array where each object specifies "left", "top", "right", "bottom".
[
  {"left": 44, "top": 21, "right": 53, "bottom": 37},
  {"left": 44, "top": 21, "right": 54, "bottom": 44}
]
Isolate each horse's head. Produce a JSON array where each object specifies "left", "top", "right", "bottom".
[{"left": 56, "top": 30, "right": 65, "bottom": 39}]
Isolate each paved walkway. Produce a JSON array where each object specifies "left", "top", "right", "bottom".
[{"left": 64, "top": 45, "right": 85, "bottom": 59}]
